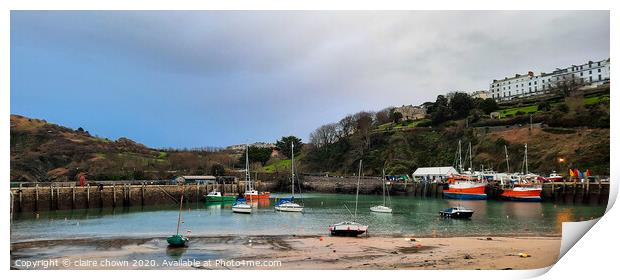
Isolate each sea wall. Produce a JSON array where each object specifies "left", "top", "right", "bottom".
[{"left": 10, "top": 181, "right": 277, "bottom": 213}]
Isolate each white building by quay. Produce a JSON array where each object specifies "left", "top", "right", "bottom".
[{"left": 489, "top": 58, "right": 610, "bottom": 101}]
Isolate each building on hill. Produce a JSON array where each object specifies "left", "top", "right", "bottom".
[
  {"left": 489, "top": 58, "right": 610, "bottom": 101},
  {"left": 393, "top": 105, "right": 427, "bottom": 121},
  {"left": 470, "top": 90, "right": 491, "bottom": 99},
  {"left": 226, "top": 142, "right": 276, "bottom": 152}
]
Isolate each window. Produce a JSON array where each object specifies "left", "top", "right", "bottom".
[
  {"left": 534, "top": 81, "right": 537, "bottom": 85},
  {"left": 589, "top": 77, "right": 592, "bottom": 82},
  {"left": 528, "top": 82, "right": 531, "bottom": 86},
  {"left": 589, "top": 70, "right": 592, "bottom": 74},
  {"left": 598, "top": 62, "right": 601, "bottom": 66},
  {"left": 598, "top": 68, "right": 601, "bottom": 73},
  {"left": 580, "top": 72, "right": 583, "bottom": 76},
  {"left": 599, "top": 74, "right": 602, "bottom": 80},
  {"left": 543, "top": 85, "right": 545, "bottom": 90},
  {"left": 534, "top": 86, "right": 537, "bottom": 91}
]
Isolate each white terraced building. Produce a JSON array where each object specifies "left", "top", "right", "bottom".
[{"left": 489, "top": 58, "right": 610, "bottom": 101}]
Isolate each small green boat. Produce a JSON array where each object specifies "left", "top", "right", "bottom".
[
  {"left": 205, "top": 191, "right": 236, "bottom": 203},
  {"left": 167, "top": 234, "right": 189, "bottom": 247},
  {"left": 168, "top": 192, "right": 189, "bottom": 247}
]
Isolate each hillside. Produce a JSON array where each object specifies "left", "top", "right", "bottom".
[
  {"left": 10, "top": 115, "right": 233, "bottom": 181},
  {"left": 299, "top": 125, "right": 609, "bottom": 177}
]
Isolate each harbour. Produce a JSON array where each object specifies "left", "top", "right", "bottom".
[{"left": 9, "top": 178, "right": 610, "bottom": 213}]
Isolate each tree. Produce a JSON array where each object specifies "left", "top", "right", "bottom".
[
  {"left": 374, "top": 108, "right": 392, "bottom": 125},
  {"left": 448, "top": 92, "right": 474, "bottom": 119},
  {"left": 391, "top": 111, "right": 403, "bottom": 123},
  {"left": 431, "top": 95, "right": 450, "bottom": 124},
  {"left": 309, "top": 123, "right": 339, "bottom": 149},
  {"left": 550, "top": 74, "right": 585, "bottom": 97},
  {"left": 276, "top": 136, "right": 303, "bottom": 159},
  {"left": 337, "top": 114, "right": 356, "bottom": 138},
  {"left": 240, "top": 146, "right": 272, "bottom": 165},
  {"left": 353, "top": 111, "right": 373, "bottom": 150},
  {"left": 479, "top": 98, "right": 499, "bottom": 115},
  {"left": 210, "top": 163, "right": 225, "bottom": 176}
]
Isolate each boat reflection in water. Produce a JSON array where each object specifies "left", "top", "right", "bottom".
[
  {"left": 165, "top": 246, "right": 187, "bottom": 260},
  {"left": 503, "top": 201, "right": 543, "bottom": 220}
]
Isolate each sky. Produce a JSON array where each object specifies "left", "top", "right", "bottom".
[{"left": 10, "top": 11, "right": 610, "bottom": 148}]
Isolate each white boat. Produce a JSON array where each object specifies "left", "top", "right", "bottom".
[
  {"left": 329, "top": 160, "right": 368, "bottom": 237},
  {"left": 329, "top": 221, "right": 369, "bottom": 236},
  {"left": 370, "top": 169, "right": 392, "bottom": 213},
  {"left": 233, "top": 145, "right": 254, "bottom": 214},
  {"left": 232, "top": 199, "right": 252, "bottom": 214},
  {"left": 276, "top": 142, "right": 304, "bottom": 212},
  {"left": 369, "top": 205, "right": 392, "bottom": 213}
]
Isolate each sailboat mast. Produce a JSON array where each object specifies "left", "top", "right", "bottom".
[
  {"left": 469, "top": 142, "right": 473, "bottom": 172},
  {"left": 458, "top": 140, "right": 463, "bottom": 173},
  {"left": 382, "top": 169, "right": 386, "bottom": 206},
  {"left": 245, "top": 145, "right": 250, "bottom": 191},
  {"left": 525, "top": 143, "right": 529, "bottom": 174},
  {"left": 291, "top": 142, "right": 295, "bottom": 196},
  {"left": 176, "top": 193, "right": 184, "bottom": 235},
  {"left": 355, "top": 160, "right": 362, "bottom": 219},
  {"left": 504, "top": 145, "right": 510, "bottom": 173}
]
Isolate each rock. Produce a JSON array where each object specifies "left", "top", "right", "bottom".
[
  {"left": 486, "top": 237, "right": 493, "bottom": 240},
  {"left": 464, "top": 254, "right": 474, "bottom": 259}
]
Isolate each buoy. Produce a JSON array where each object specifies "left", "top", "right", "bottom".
[
  {"left": 518, "top": 253, "right": 530, "bottom": 258},
  {"left": 320, "top": 237, "right": 324, "bottom": 241}
]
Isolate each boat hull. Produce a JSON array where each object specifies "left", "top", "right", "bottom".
[
  {"left": 443, "top": 192, "right": 487, "bottom": 200},
  {"left": 232, "top": 205, "right": 252, "bottom": 214},
  {"left": 439, "top": 211, "right": 473, "bottom": 219},
  {"left": 275, "top": 202, "right": 304, "bottom": 212},
  {"left": 166, "top": 234, "right": 188, "bottom": 247},
  {"left": 205, "top": 196, "right": 236, "bottom": 203},
  {"left": 370, "top": 206, "right": 392, "bottom": 213},
  {"left": 329, "top": 222, "right": 368, "bottom": 237},
  {"left": 500, "top": 188, "right": 542, "bottom": 202},
  {"left": 244, "top": 192, "right": 271, "bottom": 200}
]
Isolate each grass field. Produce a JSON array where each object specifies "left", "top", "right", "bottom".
[
  {"left": 261, "top": 158, "right": 292, "bottom": 172},
  {"left": 499, "top": 105, "right": 539, "bottom": 118}
]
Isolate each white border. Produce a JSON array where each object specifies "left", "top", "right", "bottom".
[{"left": 1, "top": 1, "right": 616, "bottom": 279}]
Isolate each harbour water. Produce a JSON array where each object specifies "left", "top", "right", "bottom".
[{"left": 11, "top": 193, "right": 607, "bottom": 242}]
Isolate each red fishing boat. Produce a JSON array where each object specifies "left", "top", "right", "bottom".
[
  {"left": 443, "top": 177, "right": 488, "bottom": 200},
  {"left": 244, "top": 189, "right": 270, "bottom": 200},
  {"left": 542, "top": 171, "right": 563, "bottom": 182},
  {"left": 501, "top": 144, "right": 543, "bottom": 202},
  {"left": 501, "top": 183, "right": 542, "bottom": 202}
]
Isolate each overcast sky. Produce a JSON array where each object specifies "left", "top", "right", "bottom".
[{"left": 11, "top": 11, "right": 610, "bottom": 148}]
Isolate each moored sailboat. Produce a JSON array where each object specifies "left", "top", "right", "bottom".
[
  {"left": 243, "top": 145, "right": 270, "bottom": 200},
  {"left": 167, "top": 191, "right": 189, "bottom": 247},
  {"left": 329, "top": 160, "right": 369, "bottom": 237},
  {"left": 275, "top": 142, "right": 304, "bottom": 212},
  {"left": 370, "top": 169, "right": 392, "bottom": 213},
  {"left": 233, "top": 146, "right": 254, "bottom": 214},
  {"left": 501, "top": 144, "right": 542, "bottom": 202}
]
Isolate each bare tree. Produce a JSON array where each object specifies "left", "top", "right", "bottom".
[
  {"left": 550, "top": 73, "right": 586, "bottom": 97},
  {"left": 309, "top": 123, "right": 339, "bottom": 148}
]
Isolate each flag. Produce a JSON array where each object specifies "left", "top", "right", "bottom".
[
  {"left": 569, "top": 169, "right": 574, "bottom": 177},
  {"left": 574, "top": 169, "right": 580, "bottom": 177},
  {"left": 586, "top": 169, "right": 591, "bottom": 177}
]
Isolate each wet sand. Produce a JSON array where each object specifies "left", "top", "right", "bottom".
[{"left": 10, "top": 235, "right": 560, "bottom": 270}]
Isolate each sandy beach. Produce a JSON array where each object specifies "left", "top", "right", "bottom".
[{"left": 10, "top": 235, "right": 560, "bottom": 270}]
